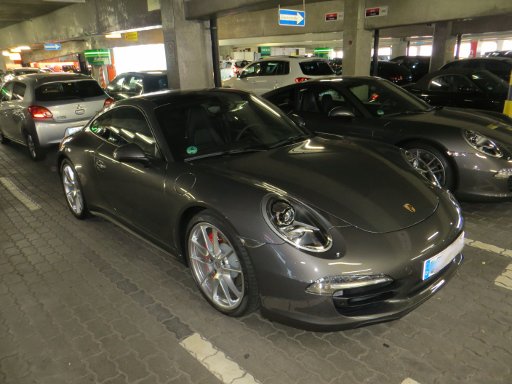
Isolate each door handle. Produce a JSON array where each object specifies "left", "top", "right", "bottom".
[{"left": 95, "top": 159, "right": 106, "bottom": 170}]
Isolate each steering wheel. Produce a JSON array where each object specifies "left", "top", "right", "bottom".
[{"left": 235, "top": 124, "right": 263, "bottom": 141}]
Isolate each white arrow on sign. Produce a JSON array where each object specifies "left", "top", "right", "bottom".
[{"left": 281, "top": 12, "right": 304, "bottom": 24}]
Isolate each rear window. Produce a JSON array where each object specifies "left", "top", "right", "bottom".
[
  {"left": 35, "top": 80, "right": 105, "bottom": 101},
  {"left": 145, "top": 75, "right": 168, "bottom": 93},
  {"left": 299, "top": 61, "right": 335, "bottom": 76}
]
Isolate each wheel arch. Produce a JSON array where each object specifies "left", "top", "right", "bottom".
[
  {"left": 396, "top": 137, "right": 459, "bottom": 190},
  {"left": 175, "top": 205, "right": 208, "bottom": 266}
]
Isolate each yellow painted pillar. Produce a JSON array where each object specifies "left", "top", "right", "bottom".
[{"left": 504, "top": 70, "right": 512, "bottom": 117}]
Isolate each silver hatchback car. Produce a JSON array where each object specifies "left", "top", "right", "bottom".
[{"left": 0, "top": 73, "right": 112, "bottom": 160}]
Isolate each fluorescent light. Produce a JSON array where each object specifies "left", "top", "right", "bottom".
[
  {"left": 105, "top": 33, "right": 122, "bottom": 39},
  {"left": 10, "top": 48, "right": 21, "bottom": 53},
  {"left": 17, "top": 46, "right": 31, "bottom": 51},
  {"left": 2, "top": 51, "right": 10, "bottom": 56}
]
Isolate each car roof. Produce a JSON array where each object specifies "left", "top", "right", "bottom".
[
  {"left": 257, "top": 56, "right": 329, "bottom": 62},
  {"left": 117, "top": 70, "right": 168, "bottom": 76},
  {"left": 446, "top": 57, "right": 512, "bottom": 64},
  {"left": 12, "top": 73, "right": 95, "bottom": 85}
]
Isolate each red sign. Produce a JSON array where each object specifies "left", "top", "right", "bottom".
[
  {"left": 365, "top": 6, "right": 388, "bottom": 17},
  {"left": 325, "top": 13, "right": 338, "bottom": 21},
  {"left": 469, "top": 40, "right": 478, "bottom": 58}
]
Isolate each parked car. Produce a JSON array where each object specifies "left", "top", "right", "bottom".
[
  {"left": 263, "top": 77, "right": 512, "bottom": 201},
  {"left": 441, "top": 57, "right": 512, "bottom": 82},
  {"left": 405, "top": 68, "right": 508, "bottom": 112},
  {"left": 0, "top": 73, "right": 113, "bottom": 160},
  {"left": 1, "top": 67, "right": 43, "bottom": 84},
  {"left": 328, "top": 59, "right": 413, "bottom": 85},
  {"left": 106, "top": 71, "right": 169, "bottom": 100},
  {"left": 222, "top": 56, "right": 335, "bottom": 95},
  {"left": 484, "top": 50, "right": 512, "bottom": 58},
  {"left": 58, "top": 88, "right": 464, "bottom": 330},
  {"left": 390, "top": 55, "right": 431, "bottom": 82}
]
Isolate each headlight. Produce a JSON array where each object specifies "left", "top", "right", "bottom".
[
  {"left": 306, "top": 275, "right": 393, "bottom": 295},
  {"left": 401, "top": 149, "right": 441, "bottom": 187},
  {"left": 463, "top": 130, "right": 503, "bottom": 158},
  {"left": 263, "top": 196, "right": 332, "bottom": 252}
]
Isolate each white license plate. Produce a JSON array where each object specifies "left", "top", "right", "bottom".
[
  {"left": 422, "top": 232, "right": 464, "bottom": 281},
  {"left": 65, "top": 126, "right": 83, "bottom": 137}
]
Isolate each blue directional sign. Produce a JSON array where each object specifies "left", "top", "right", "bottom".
[
  {"left": 279, "top": 9, "right": 305, "bottom": 27},
  {"left": 44, "top": 43, "right": 62, "bottom": 51}
]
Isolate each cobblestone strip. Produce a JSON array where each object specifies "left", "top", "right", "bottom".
[
  {"left": 180, "top": 333, "right": 260, "bottom": 384},
  {"left": 465, "top": 238, "right": 512, "bottom": 258},
  {"left": 0, "top": 177, "right": 41, "bottom": 211},
  {"left": 495, "top": 264, "right": 512, "bottom": 291}
]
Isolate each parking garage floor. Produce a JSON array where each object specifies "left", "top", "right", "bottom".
[{"left": 0, "top": 142, "right": 511, "bottom": 384}]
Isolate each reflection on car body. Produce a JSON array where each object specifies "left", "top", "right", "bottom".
[{"left": 58, "top": 88, "right": 464, "bottom": 330}]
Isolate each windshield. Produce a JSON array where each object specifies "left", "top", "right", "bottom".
[
  {"left": 471, "top": 71, "right": 508, "bottom": 93},
  {"left": 347, "top": 79, "right": 430, "bottom": 117},
  {"left": 155, "top": 91, "right": 309, "bottom": 161}
]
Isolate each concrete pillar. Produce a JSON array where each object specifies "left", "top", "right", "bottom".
[
  {"left": 391, "top": 38, "right": 409, "bottom": 58},
  {"left": 342, "top": 0, "right": 373, "bottom": 76},
  {"left": 496, "top": 40, "right": 506, "bottom": 51},
  {"left": 430, "top": 21, "right": 456, "bottom": 71},
  {"left": 160, "top": 0, "right": 214, "bottom": 90}
]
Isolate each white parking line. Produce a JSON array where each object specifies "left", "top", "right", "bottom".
[
  {"left": 465, "top": 238, "right": 512, "bottom": 258},
  {"left": 0, "top": 177, "right": 41, "bottom": 211},
  {"left": 401, "top": 378, "right": 421, "bottom": 384},
  {"left": 180, "top": 333, "right": 260, "bottom": 384},
  {"left": 495, "top": 264, "right": 512, "bottom": 291}
]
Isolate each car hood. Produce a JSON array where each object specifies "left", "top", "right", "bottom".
[
  {"left": 388, "top": 107, "right": 512, "bottom": 144},
  {"left": 195, "top": 136, "right": 440, "bottom": 234}
]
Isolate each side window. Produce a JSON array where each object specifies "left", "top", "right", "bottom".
[
  {"left": 128, "top": 76, "right": 143, "bottom": 94},
  {"left": 89, "top": 110, "right": 127, "bottom": 146},
  {"left": 428, "top": 75, "right": 476, "bottom": 92},
  {"left": 0, "top": 83, "right": 13, "bottom": 102},
  {"left": 12, "top": 82, "right": 27, "bottom": 101},
  {"left": 240, "top": 63, "right": 259, "bottom": 78},
  {"left": 318, "top": 88, "right": 348, "bottom": 113},
  {"left": 108, "top": 76, "right": 126, "bottom": 92},
  {"left": 298, "top": 88, "right": 320, "bottom": 113},
  {"left": 266, "top": 88, "right": 296, "bottom": 114},
  {"left": 298, "top": 87, "right": 352, "bottom": 115},
  {"left": 260, "top": 61, "right": 289, "bottom": 76}
]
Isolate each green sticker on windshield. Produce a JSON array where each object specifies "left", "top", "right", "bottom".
[
  {"left": 186, "top": 146, "right": 198, "bottom": 155},
  {"left": 377, "top": 109, "right": 385, "bottom": 116}
]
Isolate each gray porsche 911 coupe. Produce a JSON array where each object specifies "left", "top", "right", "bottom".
[
  {"left": 263, "top": 77, "right": 512, "bottom": 201},
  {"left": 58, "top": 89, "right": 464, "bottom": 330}
]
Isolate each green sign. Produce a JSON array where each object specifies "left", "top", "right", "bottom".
[
  {"left": 259, "top": 46, "right": 271, "bottom": 56},
  {"left": 84, "top": 49, "right": 111, "bottom": 65},
  {"left": 313, "top": 47, "right": 332, "bottom": 58}
]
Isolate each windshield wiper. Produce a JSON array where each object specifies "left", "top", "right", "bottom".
[
  {"left": 184, "top": 147, "right": 266, "bottom": 162},
  {"left": 268, "top": 134, "right": 310, "bottom": 149}
]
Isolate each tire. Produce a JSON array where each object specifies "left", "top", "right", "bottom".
[
  {"left": 0, "top": 129, "right": 9, "bottom": 144},
  {"left": 403, "top": 142, "right": 455, "bottom": 190},
  {"left": 185, "top": 210, "right": 259, "bottom": 317},
  {"left": 60, "top": 159, "right": 90, "bottom": 219},
  {"left": 25, "top": 132, "right": 45, "bottom": 161}
]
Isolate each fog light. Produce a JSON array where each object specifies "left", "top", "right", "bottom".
[
  {"left": 305, "top": 275, "right": 393, "bottom": 295},
  {"left": 494, "top": 168, "right": 512, "bottom": 179}
]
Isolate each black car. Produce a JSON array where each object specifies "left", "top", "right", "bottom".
[
  {"left": 106, "top": 71, "right": 169, "bottom": 100},
  {"left": 405, "top": 68, "right": 508, "bottom": 112},
  {"left": 57, "top": 88, "right": 464, "bottom": 330},
  {"left": 441, "top": 57, "right": 512, "bottom": 82},
  {"left": 329, "top": 59, "right": 412, "bottom": 85},
  {"left": 263, "top": 77, "right": 512, "bottom": 201},
  {"left": 390, "top": 56, "right": 431, "bottom": 82}
]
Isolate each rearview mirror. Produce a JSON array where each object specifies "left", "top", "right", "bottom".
[
  {"left": 328, "top": 106, "right": 355, "bottom": 119},
  {"left": 288, "top": 113, "right": 306, "bottom": 128},
  {"left": 113, "top": 143, "right": 148, "bottom": 164}
]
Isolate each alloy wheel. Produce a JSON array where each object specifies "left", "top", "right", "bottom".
[
  {"left": 62, "top": 164, "right": 84, "bottom": 215},
  {"left": 188, "top": 223, "right": 244, "bottom": 311},
  {"left": 407, "top": 148, "right": 446, "bottom": 186}
]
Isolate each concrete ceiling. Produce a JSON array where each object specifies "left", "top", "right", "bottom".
[{"left": 0, "top": 0, "right": 84, "bottom": 29}]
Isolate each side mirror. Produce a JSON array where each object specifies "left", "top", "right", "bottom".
[
  {"left": 328, "top": 106, "right": 355, "bottom": 119},
  {"left": 288, "top": 113, "right": 306, "bottom": 128},
  {"left": 113, "top": 143, "right": 148, "bottom": 164}
]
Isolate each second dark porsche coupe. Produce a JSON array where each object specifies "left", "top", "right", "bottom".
[{"left": 58, "top": 89, "right": 464, "bottom": 330}]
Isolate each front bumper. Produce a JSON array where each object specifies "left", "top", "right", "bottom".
[
  {"left": 450, "top": 151, "right": 512, "bottom": 201},
  {"left": 247, "top": 208, "right": 463, "bottom": 331}
]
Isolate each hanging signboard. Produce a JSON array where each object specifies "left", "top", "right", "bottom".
[
  {"left": 279, "top": 9, "right": 305, "bottom": 27},
  {"left": 44, "top": 43, "right": 62, "bottom": 51},
  {"left": 365, "top": 6, "right": 388, "bottom": 17},
  {"left": 325, "top": 12, "right": 343, "bottom": 22},
  {"left": 124, "top": 32, "right": 138, "bottom": 42},
  {"left": 84, "top": 49, "right": 111, "bottom": 65}
]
